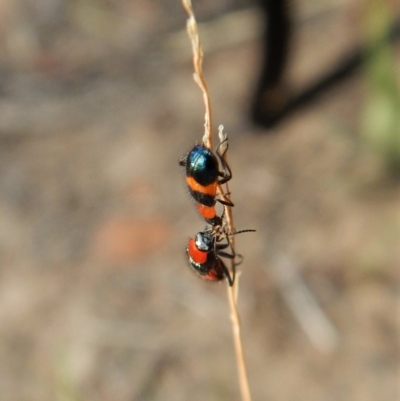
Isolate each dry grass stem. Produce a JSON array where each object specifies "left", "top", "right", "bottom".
[
  {"left": 181, "top": 2, "right": 252, "bottom": 400},
  {"left": 227, "top": 277, "right": 252, "bottom": 401},
  {"left": 181, "top": 0, "right": 213, "bottom": 149},
  {"left": 219, "top": 125, "right": 252, "bottom": 401}
]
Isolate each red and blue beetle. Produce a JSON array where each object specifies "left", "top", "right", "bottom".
[
  {"left": 179, "top": 138, "right": 233, "bottom": 226},
  {"left": 180, "top": 136, "right": 254, "bottom": 286}
]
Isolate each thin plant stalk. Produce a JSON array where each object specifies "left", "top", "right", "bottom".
[
  {"left": 181, "top": 1, "right": 252, "bottom": 400},
  {"left": 218, "top": 125, "right": 251, "bottom": 401},
  {"left": 182, "top": 0, "right": 213, "bottom": 149}
]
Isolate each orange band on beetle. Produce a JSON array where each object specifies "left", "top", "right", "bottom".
[
  {"left": 197, "top": 203, "right": 216, "bottom": 220},
  {"left": 186, "top": 176, "right": 217, "bottom": 197},
  {"left": 188, "top": 238, "right": 208, "bottom": 264}
]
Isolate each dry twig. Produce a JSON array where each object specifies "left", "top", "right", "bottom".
[
  {"left": 181, "top": 1, "right": 252, "bottom": 400},
  {"left": 182, "top": 0, "right": 213, "bottom": 149}
]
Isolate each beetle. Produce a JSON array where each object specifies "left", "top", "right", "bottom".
[
  {"left": 186, "top": 227, "right": 255, "bottom": 286},
  {"left": 180, "top": 139, "right": 233, "bottom": 226}
]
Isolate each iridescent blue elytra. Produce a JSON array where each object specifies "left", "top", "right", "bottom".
[{"left": 186, "top": 145, "right": 219, "bottom": 186}]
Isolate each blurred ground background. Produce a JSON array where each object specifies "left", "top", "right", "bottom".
[{"left": 0, "top": 0, "right": 399, "bottom": 400}]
